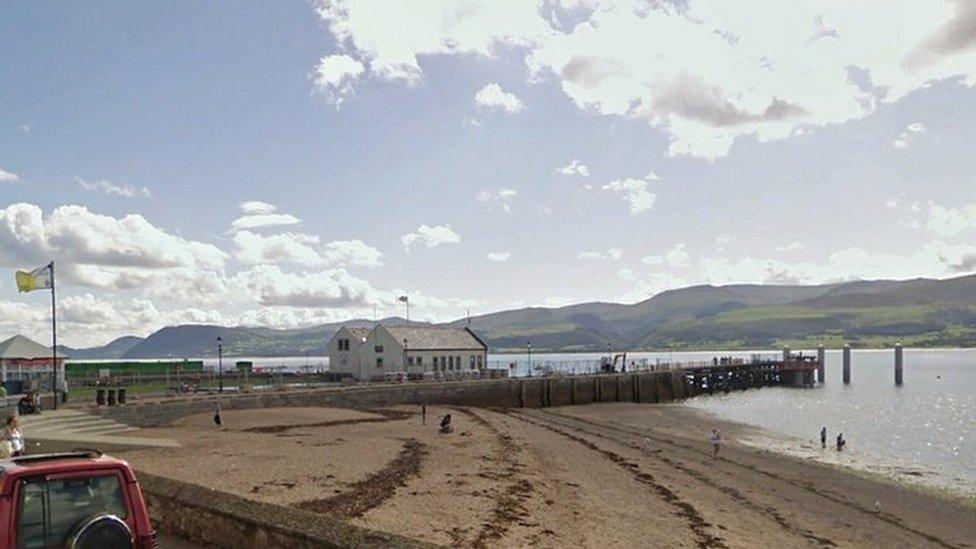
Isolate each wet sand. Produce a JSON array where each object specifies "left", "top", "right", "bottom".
[{"left": 119, "top": 403, "right": 976, "bottom": 548}]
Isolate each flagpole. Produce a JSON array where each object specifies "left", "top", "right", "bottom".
[{"left": 50, "top": 261, "right": 58, "bottom": 411}]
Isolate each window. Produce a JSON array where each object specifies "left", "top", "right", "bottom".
[
  {"left": 374, "top": 345, "right": 384, "bottom": 353},
  {"left": 376, "top": 358, "right": 383, "bottom": 369},
  {"left": 18, "top": 474, "right": 128, "bottom": 549},
  {"left": 416, "top": 356, "right": 423, "bottom": 365},
  {"left": 338, "top": 339, "right": 349, "bottom": 351},
  {"left": 408, "top": 357, "right": 415, "bottom": 366},
  {"left": 455, "top": 356, "right": 461, "bottom": 370},
  {"left": 477, "top": 355, "right": 483, "bottom": 368},
  {"left": 441, "top": 357, "right": 447, "bottom": 371},
  {"left": 433, "top": 357, "right": 439, "bottom": 369},
  {"left": 470, "top": 355, "right": 475, "bottom": 368}
]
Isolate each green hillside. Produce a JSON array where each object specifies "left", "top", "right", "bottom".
[{"left": 61, "top": 274, "right": 976, "bottom": 357}]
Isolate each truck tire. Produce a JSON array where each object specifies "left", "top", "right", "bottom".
[{"left": 67, "top": 513, "right": 133, "bottom": 549}]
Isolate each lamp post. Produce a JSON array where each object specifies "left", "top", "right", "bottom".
[
  {"left": 403, "top": 338, "right": 408, "bottom": 375},
  {"left": 217, "top": 336, "right": 223, "bottom": 393},
  {"left": 526, "top": 341, "right": 532, "bottom": 377}
]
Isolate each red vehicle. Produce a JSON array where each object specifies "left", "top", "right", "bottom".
[{"left": 0, "top": 451, "right": 157, "bottom": 548}]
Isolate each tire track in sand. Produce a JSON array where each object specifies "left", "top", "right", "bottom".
[
  {"left": 526, "top": 410, "right": 836, "bottom": 547},
  {"left": 502, "top": 409, "right": 728, "bottom": 549},
  {"left": 452, "top": 407, "right": 536, "bottom": 549},
  {"left": 542, "top": 410, "right": 965, "bottom": 549}
]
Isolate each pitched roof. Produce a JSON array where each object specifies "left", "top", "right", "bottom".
[
  {"left": 382, "top": 326, "right": 487, "bottom": 351},
  {"left": 347, "top": 327, "right": 370, "bottom": 340},
  {"left": 0, "top": 335, "right": 57, "bottom": 360}
]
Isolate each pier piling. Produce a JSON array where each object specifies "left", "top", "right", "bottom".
[
  {"left": 895, "top": 343, "right": 904, "bottom": 386},
  {"left": 817, "top": 345, "right": 825, "bottom": 384},
  {"left": 842, "top": 344, "right": 851, "bottom": 385}
]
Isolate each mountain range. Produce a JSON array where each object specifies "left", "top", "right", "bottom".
[{"left": 58, "top": 274, "right": 976, "bottom": 358}]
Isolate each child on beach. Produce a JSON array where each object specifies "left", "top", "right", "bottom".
[
  {"left": 709, "top": 428, "right": 722, "bottom": 458},
  {"left": 641, "top": 436, "right": 654, "bottom": 455},
  {"left": 836, "top": 433, "right": 846, "bottom": 451},
  {"left": 3, "top": 416, "right": 25, "bottom": 457},
  {"left": 213, "top": 403, "right": 222, "bottom": 428},
  {"left": 821, "top": 426, "right": 827, "bottom": 449}
]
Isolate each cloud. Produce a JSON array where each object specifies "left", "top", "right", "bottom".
[
  {"left": 642, "top": 243, "right": 690, "bottom": 268},
  {"left": 700, "top": 241, "right": 976, "bottom": 286},
  {"left": 602, "top": 171, "right": 659, "bottom": 214},
  {"left": 477, "top": 188, "right": 518, "bottom": 212},
  {"left": 233, "top": 231, "right": 383, "bottom": 268},
  {"left": 556, "top": 158, "right": 590, "bottom": 177},
  {"left": 233, "top": 231, "right": 323, "bottom": 266},
  {"left": 0, "top": 167, "right": 19, "bottom": 183},
  {"left": 486, "top": 252, "right": 512, "bottom": 262},
  {"left": 322, "top": 239, "right": 383, "bottom": 268},
  {"left": 401, "top": 224, "right": 461, "bottom": 252},
  {"left": 76, "top": 176, "right": 152, "bottom": 198},
  {"left": 314, "top": 54, "right": 366, "bottom": 106},
  {"left": 652, "top": 74, "right": 807, "bottom": 129},
  {"left": 903, "top": 0, "right": 976, "bottom": 71},
  {"left": 925, "top": 201, "right": 976, "bottom": 237},
  {"left": 775, "top": 241, "right": 805, "bottom": 252},
  {"left": 808, "top": 15, "right": 839, "bottom": 42},
  {"left": 235, "top": 264, "right": 389, "bottom": 308},
  {"left": 230, "top": 201, "right": 301, "bottom": 231},
  {"left": 474, "top": 83, "right": 526, "bottom": 113},
  {"left": 893, "top": 122, "right": 926, "bottom": 149},
  {"left": 316, "top": 0, "right": 976, "bottom": 159},
  {"left": 0, "top": 203, "right": 227, "bottom": 301},
  {"left": 578, "top": 246, "right": 623, "bottom": 261}
]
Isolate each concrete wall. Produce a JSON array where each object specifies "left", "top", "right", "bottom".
[
  {"left": 92, "top": 370, "right": 688, "bottom": 427},
  {"left": 138, "top": 472, "right": 432, "bottom": 549}
]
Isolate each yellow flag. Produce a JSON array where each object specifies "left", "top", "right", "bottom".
[{"left": 16, "top": 265, "right": 53, "bottom": 292}]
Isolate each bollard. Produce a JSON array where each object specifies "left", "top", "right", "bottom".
[
  {"left": 842, "top": 344, "right": 851, "bottom": 384},
  {"left": 817, "top": 345, "right": 826, "bottom": 384},
  {"left": 895, "top": 343, "right": 904, "bottom": 386}
]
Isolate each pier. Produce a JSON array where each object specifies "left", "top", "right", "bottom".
[{"left": 682, "top": 353, "right": 821, "bottom": 395}]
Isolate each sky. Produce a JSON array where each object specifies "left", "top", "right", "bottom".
[{"left": 1, "top": 0, "right": 976, "bottom": 347}]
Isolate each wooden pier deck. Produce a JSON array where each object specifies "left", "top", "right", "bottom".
[{"left": 682, "top": 354, "right": 821, "bottom": 395}]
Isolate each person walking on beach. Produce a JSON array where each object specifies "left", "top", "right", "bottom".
[
  {"left": 422, "top": 404, "right": 426, "bottom": 426},
  {"left": 709, "top": 427, "right": 722, "bottom": 458},
  {"left": 213, "top": 402, "right": 222, "bottom": 428},
  {"left": 821, "top": 426, "right": 827, "bottom": 449}
]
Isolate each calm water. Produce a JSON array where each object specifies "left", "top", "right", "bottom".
[{"left": 681, "top": 349, "right": 976, "bottom": 495}]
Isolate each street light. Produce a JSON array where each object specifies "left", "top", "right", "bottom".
[
  {"left": 217, "top": 336, "right": 223, "bottom": 393},
  {"left": 526, "top": 341, "right": 532, "bottom": 377}
]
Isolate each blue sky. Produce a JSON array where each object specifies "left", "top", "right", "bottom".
[{"left": 2, "top": 0, "right": 976, "bottom": 346}]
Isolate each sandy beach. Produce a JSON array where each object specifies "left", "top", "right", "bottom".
[{"left": 117, "top": 403, "right": 976, "bottom": 548}]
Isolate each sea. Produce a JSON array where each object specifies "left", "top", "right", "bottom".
[{"left": 194, "top": 349, "right": 974, "bottom": 497}]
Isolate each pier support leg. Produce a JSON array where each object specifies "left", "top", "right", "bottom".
[
  {"left": 895, "top": 343, "right": 904, "bottom": 386},
  {"left": 843, "top": 344, "right": 851, "bottom": 385},
  {"left": 817, "top": 345, "right": 826, "bottom": 384}
]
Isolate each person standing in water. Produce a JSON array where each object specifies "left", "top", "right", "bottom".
[
  {"left": 820, "top": 426, "right": 827, "bottom": 449},
  {"left": 709, "top": 427, "right": 722, "bottom": 458}
]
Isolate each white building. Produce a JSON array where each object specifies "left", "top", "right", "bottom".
[{"left": 327, "top": 325, "right": 488, "bottom": 380}]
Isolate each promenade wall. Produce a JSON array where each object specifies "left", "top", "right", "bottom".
[{"left": 91, "top": 370, "right": 688, "bottom": 427}]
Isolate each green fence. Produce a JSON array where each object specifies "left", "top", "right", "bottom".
[{"left": 65, "top": 360, "right": 205, "bottom": 378}]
